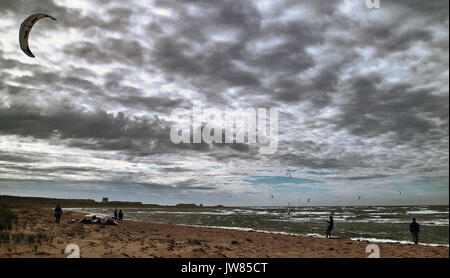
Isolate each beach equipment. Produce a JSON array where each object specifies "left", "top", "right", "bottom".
[{"left": 19, "top": 13, "right": 57, "bottom": 58}]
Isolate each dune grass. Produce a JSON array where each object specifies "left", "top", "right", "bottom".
[
  {"left": 0, "top": 207, "right": 53, "bottom": 254},
  {"left": 0, "top": 206, "right": 17, "bottom": 231}
]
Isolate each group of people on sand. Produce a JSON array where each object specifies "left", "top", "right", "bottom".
[
  {"left": 54, "top": 204, "right": 124, "bottom": 226},
  {"left": 113, "top": 209, "right": 124, "bottom": 222},
  {"left": 324, "top": 215, "right": 421, "bottom": 244},
  {"left": 78, "top": 215, "right": 119, "bottom": 225}
]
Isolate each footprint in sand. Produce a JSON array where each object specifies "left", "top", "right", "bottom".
[
  {"left": 35, "top": 251, "right": 51, "bottom": 256},
  {"left": 188, "top": 239, "right": 201, "bottom": 246},
  {"left": 217, "top": 252, "right": 227, "bottom": 258}
]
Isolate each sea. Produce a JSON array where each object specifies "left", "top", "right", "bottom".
[{"left": 67, "top": 205, "right": 449, "bottom": 247}]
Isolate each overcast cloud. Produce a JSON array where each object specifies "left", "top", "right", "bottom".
[{"left": 0, "top": 0, "right": 448, "bottom": 206}]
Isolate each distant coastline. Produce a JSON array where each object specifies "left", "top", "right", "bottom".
[
  {"left": 0, "top": 195, "right": 227, "bottom": 209},
  {"left": 1, "top": 194, "right": 448, "bottom": 208}
]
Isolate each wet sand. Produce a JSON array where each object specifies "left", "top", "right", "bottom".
[{"left": 0, "top": 208, "right": 448, "bottom": 258}]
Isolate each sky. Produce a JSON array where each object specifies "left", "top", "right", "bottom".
[{"left": 0, "top": 0, "right": 448, "bottom": 206}]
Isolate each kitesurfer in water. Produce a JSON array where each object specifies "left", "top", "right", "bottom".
[
  {"left": 410, "top": 218, "right": 420, "bottom": 244},
  {"left": 118, "top": 209, "right": 124, "bottom": 222},
  {"left": 325, "top": 215, "right": 334, "bottom": 238}
]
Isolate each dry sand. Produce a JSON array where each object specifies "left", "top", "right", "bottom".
[{"left": 0, "top": 208, "right": 448, "bottom": 258}]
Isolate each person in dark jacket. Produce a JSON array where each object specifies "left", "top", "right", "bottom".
[
  {"left": 118, "top": 209, "right": 123, "bottom": 222},
  {"left": 410, "top": 218, "right": 420, "bottom": 244},
  {"left": 325, "top": 216, "right": 334, "bottom": 238},
  {"left": 54, "top": 204, "right": 62, "bottom": 223},
  {"left": 114, "top": 209, "right": 118, "bottom": 220}
]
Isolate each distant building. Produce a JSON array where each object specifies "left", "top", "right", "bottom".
[{"left": 102, "top": 197, "right": 108, "bottom": 203}]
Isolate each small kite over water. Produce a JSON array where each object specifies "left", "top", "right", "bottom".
[{"left": 19, "top": 13, "right": 57, "bottom": 58}]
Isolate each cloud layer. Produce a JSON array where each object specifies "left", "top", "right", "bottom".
[{"left": 0, "top": 0, "right": 448, "bottom": 205}]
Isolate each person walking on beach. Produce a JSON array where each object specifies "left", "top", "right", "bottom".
[
  {"left": 325, "top": 216, "right": 334, "bottom": 238},
  {"left": 114, "top": 209, "right": 118, "bottom": 220},
  {"left": 54, "top": 204, "right": 62, "bottom": 223},
  {"left": 118, "top": 209, "right": 123, "bottom": 222},
  {"left": 410, "top": 218, "right": 420, "bottom": 244}
]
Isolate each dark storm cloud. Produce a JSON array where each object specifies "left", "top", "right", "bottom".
[
  {"left": 0, "top": 0, "right": 68, "bottom": 15},
  {"left": 63, "top": 42, "right": 114, "bottom": 64},
  {"left": 391, "top": 0, "right": 449, "bottom": 19},
  {"left": 1, "top": 164, "right": 105, "bottom": 176},
  {"left": 1, "top": 0, "right": 137, "bottom": 34},
  {"left": 146, "top": 0, "right": 329, "bottom": 106},
  {"left": 0, "top": 152, "right": 37, "bottom": 163},
  {"left": 331, "top": 76, "right": 449, "bottom": 142},
  {"left": 150, "top": 36, "right": 261, "bottom": 87},
  {"left": 0, "top": 56, "right": 28, "bottom": 70},
  {"left": 0, "top": 105, "right": 253, "bottom": 157},
  {"left": 0, "top": 178, "right": 216, "bottom": 194},
  {"left": 61, "top": 76, "right": 100, "bottom": 92},
  {"left": 145, "top": 0, "right": 265, "bottom": 104},
  {"left": 161, "top": 167, "right": 190, "bottom": 172},
  {"left": 353, "top": 24, "right": 435, "bottom": 56},
  {"left": 344, "top": 174, "right": 389, "bottom": 181},
  {"left": 109, "top": 95, "right": 186, "bottom": 113},
  {"left": 173, "top": 179, "right": 216, "bottom": 191},
  {"left": 63, "top": 38, "right": 148, "bottom": 67},
  {"left": 0, "top": 106, "right": 172, "bottom": 153},
  {"left": 274, "top": 153, "right": 370, "bottom": 170}
]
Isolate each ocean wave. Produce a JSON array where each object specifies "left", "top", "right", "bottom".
[
  {"left": 291, "top": 211, "right": 331, "bottom": 215},
  {"left": 406, "top": 210, "right": 447, "bottom": 215},
  {"left": 306, "top": 233, "right": 326, "bottom": 238},
  {"left": 368, "top": 212, "right": 401, "bottom": 215},
  {"left": 421, "top": 220, "right": 449, "bottom": 226},
  {"left": 135, "top": 210, "right": 236, "bottom": 216},
  {"left": 350, "top": 237, "right": 449, "bottom": 247}
]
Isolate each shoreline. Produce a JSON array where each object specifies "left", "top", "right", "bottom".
[
  {"left": 65, "top": 208, "right": 450, "bottom": 248},
  {"left": 0, "top": 208, "right": 448, "bottom": 258}
]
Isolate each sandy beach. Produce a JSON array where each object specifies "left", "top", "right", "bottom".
[{"left": 0, "top": 208, "right": 448, "bottom": 258}]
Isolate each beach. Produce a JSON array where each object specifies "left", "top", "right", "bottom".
[{"left": 0, "top": 208, "right": 448, "bottom": 258}]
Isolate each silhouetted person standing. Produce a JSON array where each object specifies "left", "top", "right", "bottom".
[
  {"left": 54, "top": 204, "right": 62, "bottom": 223},
  {"left": 326, "top": 216, "right": 334, "bottom": 238},
  {"left": 410, "top": 218, "right": 420, "bottom": 244},
  {"left": 114, "top": 209, "right": 118, "bottom": 220},
  {"left": 118, "top": 209, "right": 123, "bottom": 222}
]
